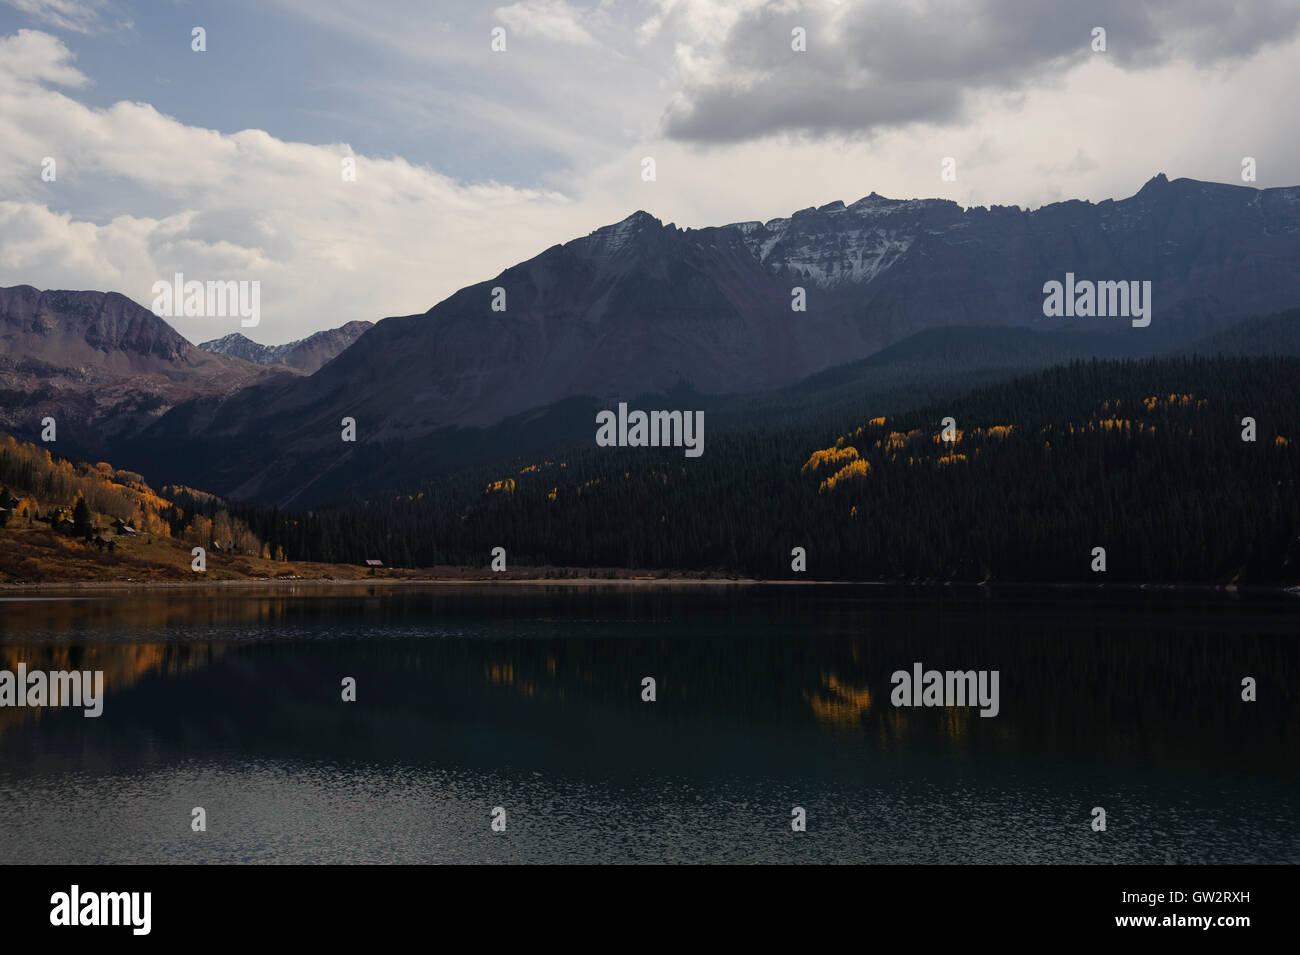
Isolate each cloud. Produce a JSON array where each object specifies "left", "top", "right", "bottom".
[
  {"left": 495, "top": 0, "right": 599, "bottom": 46},
  {"left": 2, "top": 0, "right": 107, "bottom": 34},
  {"left": 658, "top": 0, "right": 1300, "bottom": 143},
  {"left": 0, "top": 31, "right": 595, "bottom": 344},
  {"left": 0, "top": 28, "right": 89, "bottom": 89}
]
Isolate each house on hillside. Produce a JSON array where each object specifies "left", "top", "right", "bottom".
[{"left": 364, "top": 559, "right": 383, "bottom": 575}]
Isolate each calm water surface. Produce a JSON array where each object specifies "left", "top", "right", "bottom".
[{"left": 0, "top": 584, "right": 1296, "bottom": 863}]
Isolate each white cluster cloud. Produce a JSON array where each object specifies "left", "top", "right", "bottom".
[{"left": 0, "top": 29, "right": 600, "bottom": 344}]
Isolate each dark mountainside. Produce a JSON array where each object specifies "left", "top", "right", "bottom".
[
  {"left": 215, "top": 353, "right": 1300, "bottom": 584},
  {"left": 198, "top": 320, "right": 373, "bottom": 373},
  {"left": 119, "top": 175, "right": 1300, "bottom": 505},
  {"left": 145, "top": 324, "right": 1170, "bottom": 508}
]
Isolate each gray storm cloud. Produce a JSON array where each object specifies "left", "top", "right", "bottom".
[{"left": 661, "top": 0, "right": 1300, "bottom": 143}]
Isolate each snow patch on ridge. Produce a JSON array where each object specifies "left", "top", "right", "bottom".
[{"left": 708, "top": 194, "right": 967, "bottom": 287}]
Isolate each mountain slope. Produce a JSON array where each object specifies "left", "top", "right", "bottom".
[
  {"left": 3, "top": 285, "right": 211, "bottom": 375},
  {"left": 0, "top": 286, "right": 283, "bottom": 454},
  {"left": 118, "top": 310, "right": 1279, "bottom": 508}
]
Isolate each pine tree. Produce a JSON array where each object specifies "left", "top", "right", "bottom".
[{"left": 72, "top": 495, "right": 93, "bottom": 538}]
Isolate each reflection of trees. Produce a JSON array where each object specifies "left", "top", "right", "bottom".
[
  {"left": 0, "top": 642, "right": 225, "bottom": 735},
  {"left": 442, "top": 589, "right": 1300, "bottom": 776},
  {"left": 805, "top": 674, "right": 873, "bottom": 733},
  {"left": 0, "top": 586, "right": 1295, "bottom": 777}
]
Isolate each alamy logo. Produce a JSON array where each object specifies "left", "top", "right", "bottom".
[
  {"left": 50, "top": 885, "right": 150, "bottom": 935},
  {"left": 890, "top": 662, "right": 1000, "bottom": 718},
  {"left": 0, "top": 664, "right": 103, "bottom": 717},
  {"left": 596, "top": 402, "right": 704, "bottom": 458},
  {"left": 151, "top": 272, "right": 260, "bottom": 327},
  {"left": 1042, "top": 272, "right": 1151, "bottom": 327}
]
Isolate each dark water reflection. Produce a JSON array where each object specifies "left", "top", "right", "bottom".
[{"left": 0, "top": 584, "right": 1296, "bottom": 863}]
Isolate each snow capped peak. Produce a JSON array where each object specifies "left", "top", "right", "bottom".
[
  {"left": 197, "top": 332, "right": 257, "bottom": 355},
  {"left": 578, "top": 210, "right": 663, "bottom": 258},
  {"left": 197, "top": 322, "right": 372, "bottom": 371}
]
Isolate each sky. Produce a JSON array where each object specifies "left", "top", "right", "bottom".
[{"left": 1, "top": 0, "right": 1299, "bottom": 344}]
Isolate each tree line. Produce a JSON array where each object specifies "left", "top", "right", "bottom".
[{"left": 217, "top": 355, "right": 1300, "bottom": 584}]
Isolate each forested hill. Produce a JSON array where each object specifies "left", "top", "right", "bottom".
[{"left": 221, "top": 354, "right": 1300, "bottom": 584}]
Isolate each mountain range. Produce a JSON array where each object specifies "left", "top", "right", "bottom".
[
  {"left": 0, "top": 285, "right": 372, "bottom": 455},
  {"left": 0, "top": 285, "right": 280, "bottom": 451},
  {"left": 4, "top": 173, "right": 1300, "bottom": 505},
  {"left": 198, "top": 322, "right": 372, "bottom": 373}
]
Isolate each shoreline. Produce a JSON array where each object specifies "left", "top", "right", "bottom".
[{"left": 1, "top": 576, "right": 1297, "bottom": 597}]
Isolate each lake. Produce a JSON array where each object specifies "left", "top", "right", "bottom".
[{"left": 1, "top": 583, "right": 1296, "bottom": 863}]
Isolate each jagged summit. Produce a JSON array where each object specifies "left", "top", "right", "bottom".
[
  {"left": 200, "top": 331, "right": 256, "bottom": 351},
  {"left": 1133, "top": 172, "right": 1173, "bottom": 198},
  {"left": 198, "top": 321, "right": 372, "bottom": 373},
  {"left": 573, "top": 209, "right": 667, "bottom": 259},
  {"left": 590, "top": 209, "right": 661, "bottom": 232}
]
